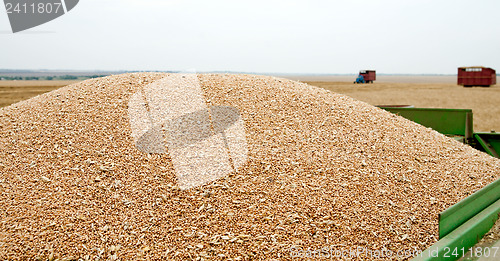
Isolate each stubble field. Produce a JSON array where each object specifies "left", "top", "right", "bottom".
[
  {"left": 300, "top": 78, "right": 499, "bottom": 132},
  {"left": 0, "top": 80, "right": 80, "bottom": 108}
]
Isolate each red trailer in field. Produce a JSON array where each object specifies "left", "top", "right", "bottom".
[
  {"left": 361, "top": 70, "right": 376, "bottom": 83},
  {"left": 354, "top": 70, "right": 376, "bottom": 84},
  {"left": 458, "top": 67, "right": 496, "bottom": 87}
]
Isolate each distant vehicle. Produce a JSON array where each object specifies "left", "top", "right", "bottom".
[
  {"left": 354, "top": 74, "right": 365, "bottom": 84},
  {"left": 354, "top": 70, "right": 376, "bottom": 84},
  {"left": 458, "top": 66, "right": 496, "bottom": 87}
]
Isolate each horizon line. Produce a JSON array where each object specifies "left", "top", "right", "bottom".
[{"left": 0, "top": 69, "right": 468, "bottom": 76}]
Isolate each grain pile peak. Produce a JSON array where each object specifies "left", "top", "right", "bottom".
[
  {"left": 0, "top": 73, "right": 498, "bottom": 260},
  {"left": 128, "top": 73, "right": 248, "bottom": 190}
]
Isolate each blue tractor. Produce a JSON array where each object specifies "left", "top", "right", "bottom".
[{"left": 354, "top": 74, "right": 365, "bottom": 84}]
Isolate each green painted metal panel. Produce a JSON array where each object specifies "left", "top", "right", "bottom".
[
  {"left": 474, "top": 133, "right": 500, "bottom": 158},
  {"left": 379, "top": 107, "right": 473, "bottom": 138},
  {"left": 412, "top": 199, "right": 500, "bottom": 261},
  {"left": 439, "top": 178, "right": 500, "bottom": 239}
]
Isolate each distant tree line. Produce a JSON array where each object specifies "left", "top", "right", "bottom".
[{"left": 0, "top": 75, "right": 108, "bottom": 81}]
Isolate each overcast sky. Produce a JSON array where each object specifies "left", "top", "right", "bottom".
[{"left": 1, "top": 0, "right": 499, "bottom": 74}]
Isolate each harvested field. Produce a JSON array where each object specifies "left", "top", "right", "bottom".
[
  {"left": 304, "top": 81, "right": 500, "bottom": 132},
  {"left": 0, "top": 80, "right": 79, "bottom": 108},
  {"left": 0, "top": 73, "right": 499, "bottom": 260}
]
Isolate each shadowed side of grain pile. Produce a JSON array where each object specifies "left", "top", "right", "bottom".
[{"left": 0, "top": 73, "right": 499, "bottom": 260}]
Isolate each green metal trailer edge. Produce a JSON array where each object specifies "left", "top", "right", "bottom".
[
  {"left": 411, "top": 178, "right": 500, "bottom": 261},
  {"left": 378, "top": 107, "right": 473, "bottom": 139},
  {"left": 378, "top": 107, "right": 500, "bottom": 158},
  {"left": 474, "top": 133, "right": 500, "bottom": 158},
  {"left": 440, "top": 178, "right": 500, "bottom": 238},
  {"left": 377, "top": 107, "right": 500, "bottom": 259},
  {"left": 412, "top": 199, "right": 500, "bottom": 261}
]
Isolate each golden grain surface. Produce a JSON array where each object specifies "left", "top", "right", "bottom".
[{"left": 0, "top": 73, "right": 499, "bottom": 260}]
